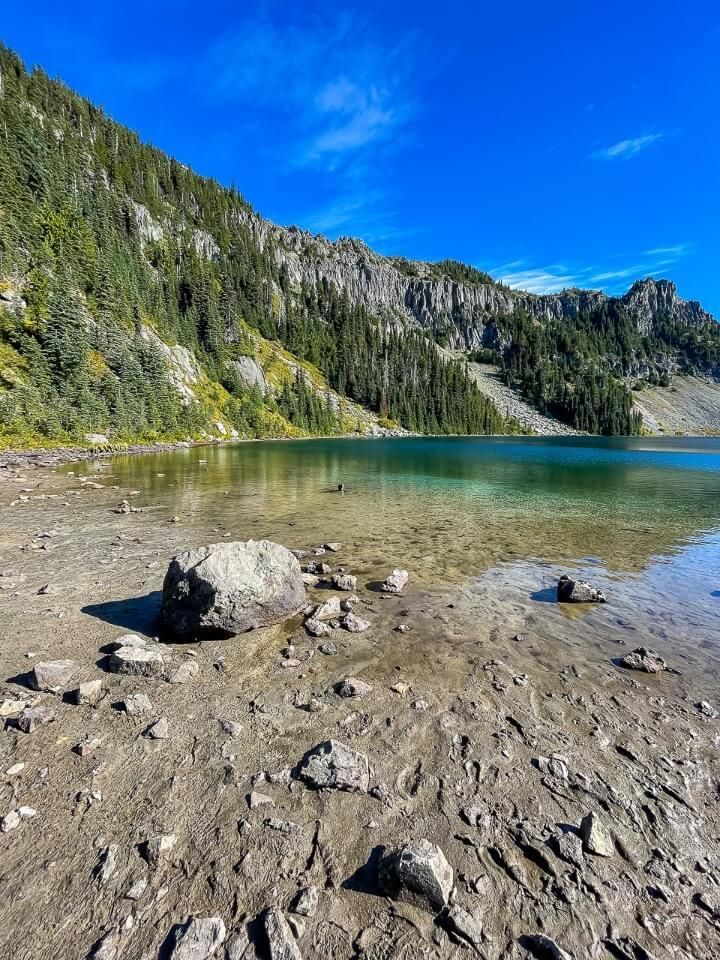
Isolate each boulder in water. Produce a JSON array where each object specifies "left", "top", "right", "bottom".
[
  {"left": 160, "top": 540, "right": 306, "bottom": 637},
  {"left": 557, "top": 574, "right": 607, "bottom": 603}
]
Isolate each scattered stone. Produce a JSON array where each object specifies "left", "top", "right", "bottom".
[
  {"left": 220, "top": 719, "right": 243, "bottom": 737},
  {"left": 0, "top": 699, "right": 26, "bottom": 718},
  {"left": 142, "top": 833, "right": 177, "bottom": 866},
  {"left": 557, "top": 574, "right": 606, "bottom": 603},
  {"left": 169, "top": 660, "right": 199, "bottom": 684},
  {"left": 95, "top": 844, "right": 118, "bottom": 886},
  {"left": 341, "top": 611, "right": 370, "bottom": 633},
  {"left": 620, "top": 647, "right": 667, "bottom": 673},
  {"left": 395, "top": 624, "right": 410, "bottom": 633},
  {"left": 144, "top": 717, "right": 169, "bottom": 739},
  {"left": 305, "top": 698, "right": 324, "bottom": 713},
  {"left": 513, "top": 673, "right": 529, "bottom": 686},
  {"left": 87, "top": 930, "right": 118, "bottom": 960},
  {"left": 580, "top": 811, "right": 614, "bottom": 857},
  {"left": 29, "top": 659, "right": 76, "bottom": 693},
  {"left": 5, "top": 762, "right": 24, "bottom": 776},
  {"left": 325, "top": 543, "right": 342, "bottom": 552},
  {"left": 107, "top": 633, "right": 147, "bottom": 652},
  {"left": 125, "top": 877, "right": 148, "bottom": 900},
  {"left": 122, "top": 692, "right": 153, "bottom": 716},
  {"left": 262, "top": 908, "right": 301, "bottom": 960},
  {"left": 113, "top": 499, "right": 140, "bottom": 514},
  {"left": 17, "top": 704, "right": 55, "bottom": 733},
  {"left": 411, "top": 698, "right": 429, "bottom": 711},
  {"left": 444, "top": 904, "right": 483, "bottom": 952},
  {"left": 296, "top": 739, "right": 370, "bottom": 793},
  {"left": 264, "top": 818, "right": 302, "bottom": 834},
  {"left": 71, "top": 679, "right": 103, "bottom": 706},
  {"left": 302, "top": 573, "right": 320, "bottom": 587},
  {"left": 304, "top": 617, "right": 332, "bottom": 638},
  {"left": 161, "top": 540, "right": 306, "bottom": 637},
  {"left": 312, "top": 547, "right": 326, "bottom": 556},
  {"left": 291, "top": 885, "right": 319, "bottom": 917},
  {"left": 107, "top": 645, "right": 164, "bottom": 678},
  {"left": 335, "top": 677, "right": 373, "bottom": 699},
  {"left": 167, "top": 916, "right": 226, "bottom": 960},
  {"left": 312, "top": 596, "right": 342, "bottom": 621},
  {"left": 1, "top": 809, "right": 21, "bottom": 832},
  {"left": 331, "top": 573, "right": 357, "bottom": 592},
  {"left": 318, "top": 640, "right": 337, "bottom": 655},
  {"left": 306, "top": 561, "right": 331, "bottom": 575},
  {"left": 37, "top": 583, "right": 50, "bottom": 595},
  {"left": 554, "top": 831, "right": 585, "bottom": 869},
  {"left": 696, "top": 700, "right": 718, "bottom": 718},
  {"left": 534, "top": 755, "right": 569, "bottom": 780},
  {"left": 248, "top": 790, "right": 274, "bottom": 810},
  {"left": 390, "top": 681, "right": 410, "bottom": 696},
  {"left": 378, "top": 839, "right": 454, "bottom": 912},
  {"left": 340, "top": 597, "right": 358, "bottom": 611},
  {"left": 382, "top": 568, "right": 409, "bottom": 593},
  {"left": 518, "top": 934, "right": 573, "bottom": 960},
  {"left": 287, "top": 917, "right": 305, "bottom": 940},
  {"left": 74, "top": 736, "right": 102, "bottom": 757}
]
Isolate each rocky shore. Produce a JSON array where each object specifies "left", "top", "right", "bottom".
[{"left": 0, "top": 459, "right": 718, "bottom": 960}]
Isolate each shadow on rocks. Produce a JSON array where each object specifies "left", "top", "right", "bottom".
[
  {"left": 365, "top": 580, "right": 389, "bottom": 594},
  {"left": 341, "top": 845, "right": 386, "bottom": 897},
  {"left": 5, "top": 670, "right": 35, "bottom": 690},
  {"left": 82, "top": 591, "right": 163, "bottom": 634}
]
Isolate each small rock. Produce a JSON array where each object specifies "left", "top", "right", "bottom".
[
  {"left": 142, "top": 833, "right": 177, "bottom": 866},
  {"left": 169, "top": 660, "right": 199, "bottom": 684},
  {"left": 580, "top": 811, "right": 614, "bottom": 857},
  {"left": 534, "top": 755, "right": 569, "bottom": 780},
  {"left": 411, "top": 698, "right": 429, "bottom": 711},
  {"left": 395, "top": 624, "right": 410, "bottom": 634},
  {"left": 287, "top": 916, "right": 305, "bottom": 940},
  {"left": 220, "top": 719, "right": 243, "bottom": 737},
  {"left": 378, "top": 838, "right": 454, "bottom": 912},
  {"left": 248, "top": 791, "right": 274, "bottom": 810},
  {"left": 125, "top": 877, "right": 148, "bottom": 900},
  {"left": 297, "top": 739, "right": 369, "bottom": 793},
  {"left": 302, "top": 573, "right": 320, "bottom": 587},
  {"left": 390, "top": 681, "right": 410, "bottom": 696},
  {"left": 87, "top": 930, "right": 118, "bottom": 960},
  {"left": 30, "top": 659, "right": 76, "bottom": 693},
  {"left": 306, "top": 561, "right": 331, "bottom": 575},
  {"left": 312, "top": 597, "right": 342, "bottom": 621},
  {"left": 108, "top": 633, "right": 147, "bottom": 652},
  {"left": 325, "top": 543, "right": 342, "bottom": 552},
  {"left": 331, "top": 573, "right": 357, "bottom": 592},
  {"left": 305, "top": 698, "right": 324, "bottom": 713},
  {"left": 5, "top": 762, "right": 24, "bottom": 776},
  {"left": 0, "top": 699, "right": 25, "bottom": 718},
  {"left": 17, "top": 704, "right": 55, "bottom": 733},
  {"left": 167, "top": 916, "right": 226, "bottom": 960},
  {"left": 291, "top": 885, "right": 319, "bottom": 917},
  {"left": 341, "top": 611, "right": 370, "bottom": 633},
  {"left": 304, "top": 617, "right": 332, "bottom": 638},
  {"left": 107, "top": 646, "right": 164, "bottom": 678},
  {"left": 382, "top": 569, "right": 409, "bottom": 594},
  {"left": 1, "top": 809, "right": 21, "bottom": 832},
  {"left": 262, "top": 908, "right": 301, "bottom": 960},
  {"left": 554, "top": 831, "right": 584, "bottom": 868},
  {"left": 95, "top": 844, "right": 118, "bottom": 886},
  {"left": 620, "top": 646, "right": 667, "bottom": 673},
  {"left": 71, "top": 679, "right": 103, "bottom": 706},
  {"left": 695, "top": 700, "right": 718, "bottom": 718},
  {"left": 335, "top": 677, "right": 373, "bottom": 699},
  {"left": 144, "top": 717, "right": 169, "bottom": 740},
  {"left": 318, "top": 641, "right": 337, "bottom": 655},
  {"left": 122, "top": 692, "right": 153, "bottom": 716},
  {"left": 444, "top": 904, "right": 483, "bottom": 951},
  {"left": 74, "top": 737, "right": 102, "bottom": 757},
  {"left": 557, "top": 574, "right": 606, "bottom": 603}
]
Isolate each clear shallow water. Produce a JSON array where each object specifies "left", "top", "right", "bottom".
[
  {"left": 65, "top": 435, "right": 720, "bottom": 680},
  {"left": 83, "top": 436, "right": 720, "bottom": 577}
]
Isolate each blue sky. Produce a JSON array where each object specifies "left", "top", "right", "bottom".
[{"left": 5, "top": 1, "right": 720, "bottom": 313}]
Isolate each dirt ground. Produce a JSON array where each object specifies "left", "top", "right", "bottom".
[{"left": 0, "top": 457, "right": 718, "bottom": 960}]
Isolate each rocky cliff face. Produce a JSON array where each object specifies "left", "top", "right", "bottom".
[{"left": 241, "top": 213, "right": 714, "bottom": 349}]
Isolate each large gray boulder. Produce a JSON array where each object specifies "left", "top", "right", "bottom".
[{"left": 160, "top": 540, "right": 306, "bottom": 637}]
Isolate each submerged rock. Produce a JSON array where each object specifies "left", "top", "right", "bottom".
[
  {"left": 160, "top": 540, "right": 306, "bottom": 637},
  {"left": 296, "top": 739, "right": 370, "bottom": 793},
  {"left": 378, "top": 839, "right": 454, "bottom": 912},
  {"left": 557, "top": 575, "right": 607, "bottom": 603},
  {"left": 620, "top": 646, "right": 667, "bottom": 673},
  {"left": 382, "top": 569, "right": 409, "bottom": 594}
]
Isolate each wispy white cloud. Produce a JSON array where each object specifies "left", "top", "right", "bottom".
[
  {"left": 489, "top": 243, "right": 690, "bottom": 296},
  {"left": 592, "top": 133, "right": 663, "bottom": 161}
]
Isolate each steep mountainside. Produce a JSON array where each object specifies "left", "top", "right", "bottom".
[{"left": 0, "top": 43, "right": 718, "bottom": 445}]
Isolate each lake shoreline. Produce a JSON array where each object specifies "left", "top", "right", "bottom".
[{"left": 0, "top": 440, "right": 718, "bottom": 959}]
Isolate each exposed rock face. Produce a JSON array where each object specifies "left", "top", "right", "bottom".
[
  {"left": 228, "top": 356, "right": 267, "bottom": 395},
  {"left": 557, "top": 575, "right": 607, "bottom": 603},
  {"left": 296, "top": 739, "right": 369, "bottom": 793},
  {"left": 378, "top": 839, "right": 454, "bottom": 912},
  {"left": 160, "top": 540, "right": 306, "bottom": 637}
]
